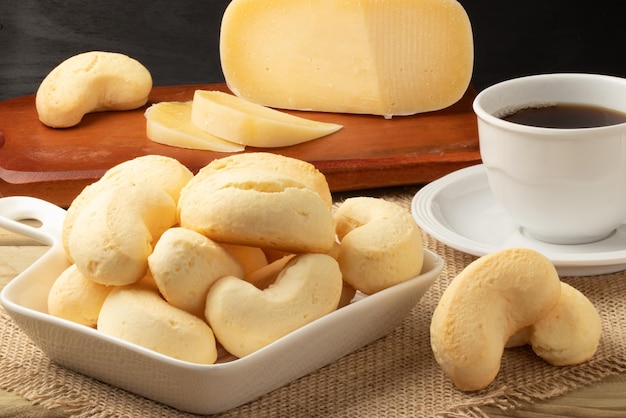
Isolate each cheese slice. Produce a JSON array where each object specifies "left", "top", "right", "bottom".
[
  {"left": 220, "top": 0, "right": 474, "bottom": 118},
  {"left": 191, "top": 90, "right": 342, "bottom": 148},
  {"left": 144, "top": 101, "right": 244, "bottom": 152}
]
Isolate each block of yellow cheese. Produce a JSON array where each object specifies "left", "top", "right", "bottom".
[
  {"left": 145, "top": 101, "right": 244, "bottom": 152},
  {"left": 191, "top": 90, "right": 342, "bottom": 147},
  {"left": 220, "top": 0, "right": 474, "bottom": 118}
]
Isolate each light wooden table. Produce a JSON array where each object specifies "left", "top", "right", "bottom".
[{"left": 1, "top": 221, "right": 625, "bottom": 417}]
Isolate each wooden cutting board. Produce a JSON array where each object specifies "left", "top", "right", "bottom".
[{"left": 0, "top": 83, "right": 480, "bottom": 207}]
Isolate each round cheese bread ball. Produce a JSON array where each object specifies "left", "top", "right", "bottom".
[
  {"left": 47, "top": 264, "right": 113, "bottom": 327},
  {"left": 98, "top": 282, "right": 217, "bottom": 364},
  {"left": 334, "top": 197, "right": 424, "bottom": 294},
  {"left": 148, "top": 227, "right": 245, "bottom": 317},
  {"left": 178, "top": 167, "right": 335, "bottom": 253}
]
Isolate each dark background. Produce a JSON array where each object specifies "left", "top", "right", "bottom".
[{"left": 1, "top": 0, "right": 624, "bottom": 101}]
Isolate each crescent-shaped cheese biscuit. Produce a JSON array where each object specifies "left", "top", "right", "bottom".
[
  {"left": 334, "top": 197, "right": 424, "bottom": 294},
  {"left": 98, "top": 283, "right": 217, "bottom": 364}
]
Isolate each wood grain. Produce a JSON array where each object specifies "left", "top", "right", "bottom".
[{"left": 0, "top": 83, "right": 480, "bottom": 207}]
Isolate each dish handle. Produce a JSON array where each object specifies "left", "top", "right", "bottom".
[{"left": 0, "top": 196, "right": 66, "bottom": 245}]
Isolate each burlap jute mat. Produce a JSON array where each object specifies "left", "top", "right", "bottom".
[{"left": 1, "top": 187, "right": 626, "bottom": 417}]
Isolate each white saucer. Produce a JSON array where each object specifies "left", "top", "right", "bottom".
[{"left": 411, "top": 164, "right": 626, "bottom": 277}]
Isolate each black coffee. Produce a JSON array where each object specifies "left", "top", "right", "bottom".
[{"left": 500, "top": 103, "right": 626, "bottom": 128}]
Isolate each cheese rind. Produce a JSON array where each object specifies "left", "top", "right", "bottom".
[
  {"left": 191, "top": 90, "right": 342, "bottom": 147},
  {"left": 145, "top": 101, "right": 244, "bottom": 152},
  {"left": 220, "top": 0, "right": 474, "bottom": 117}
]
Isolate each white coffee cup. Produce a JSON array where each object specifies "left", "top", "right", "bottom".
[{"left": 473, "top": 73, "right": 626, "bottom": 245}]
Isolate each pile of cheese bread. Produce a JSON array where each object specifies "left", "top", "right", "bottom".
[{"left": 48, "top": 153, "right": 424, "bottom": 363}]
